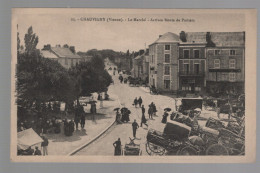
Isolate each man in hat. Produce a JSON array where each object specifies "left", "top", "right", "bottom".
[{"left": 132, "top": 119, "right": 139, "bottom": 138}]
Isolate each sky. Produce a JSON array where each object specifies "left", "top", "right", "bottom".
[{"left": 14, "top": 9, "right": 245, "bottom": 53}]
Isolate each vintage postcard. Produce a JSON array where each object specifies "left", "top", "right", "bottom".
[{"left": 11, "top": 8, "right": 256, "bottom": 163}]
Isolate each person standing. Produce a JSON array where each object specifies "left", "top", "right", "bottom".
[
  {"left": 148, "top": 105, "right": 153, "bottom": 119},
  {"left": 100, "top": 94, "right": 103, "bottom": 108},
  {"left": 141, "top": 105, "right": 145, "bottom": 116},
  {"left": 138, "top": 97, "right": 143, "bottom": 108},
  {"left": 141, "top": 112, "right": 148, "bottom": 128},
  {"left": 132, "top": 119, "right": 139, "bottom": 138},
  {"left": 113, "top": 138, "right": 122, "bottom": 156},
  {"left": 41, "top": 135, "right": 49, "bottom": 156},
  {"left": 74, "top": 112, "right": 80, "bottom": 130},
  {"left": 80, "top": 114, "right": 85, "bottom": 129},
  {"left": 134, "top": 97, "right": 138, "bottom": 108}
]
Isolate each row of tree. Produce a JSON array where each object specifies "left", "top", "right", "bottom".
[{"left": 16, "top": 26, "right": 112, "bottom": 119}]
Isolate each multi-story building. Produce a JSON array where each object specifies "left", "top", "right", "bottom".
[
  {"left": 148, "top": 31, "right": 245, "bottom": 96},
  {"left": 149, "top": 32, "right": 179, "bottom": 93},
  {"left": 40, "top": 44, "right": 82, "bottom": 69},
  {"left": 178, "top": 32, "right": 207, "bottom": 94},
  {"left": 132, "top": 49, "right": 149, "bottom": 82},
  {"left": 205, "top": 32, "right": 245, "bottom": 96}
]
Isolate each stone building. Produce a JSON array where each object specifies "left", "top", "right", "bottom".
[
  {"left": 148, "top": 31, "right": 245, "bottom": 96},
  {"left": 149, "top": 32, "right": 179, "bottom": 93},
  {"left": 40, "top": 44, "right": 82, "bottom": 69},
  {"left": 132, "top": 49, "right": 149, "bottom": 82},
  {"left": 205, "top": 32, "right": 245, "bottom": 96}
]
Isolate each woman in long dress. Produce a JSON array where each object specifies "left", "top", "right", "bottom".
[{"left": 113, "top": 138, "right": 122, "bottom": 156}]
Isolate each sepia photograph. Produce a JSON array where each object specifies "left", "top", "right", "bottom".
[{"left": 10, "top": 8, "right": 256, "bottom": 163}]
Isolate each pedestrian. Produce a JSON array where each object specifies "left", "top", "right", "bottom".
[
  {"left": 141, "top": 105, "right": 145, "bottom": 116},
  {"left": 133, "top": 97, "right": 138, "bottom": 108},
  {"left": 161, "top": 111, "right": 169, "bottom": 124},
  {"left": 148, "top": 105, "right": 153, "bottom": 119},
  {"left": 100, "top": 94, "right": 103, "bottom": 108},
  {"left": 80, "top": 114, "right": 85, "bottom": 129},
  {"left": 138, "top": 96, "right": 143, "bottom": 107},
  {"left": 132, "top": 119, "right": 139, "bottom": 138},
  {"left": 34, "top": 146, "right": 42, "bottom": 156},
  {"left": 116, "top": 110, "right": 122, "bottom": 124},
  {"left": 113, "top": 138, "right": 122, "bottom": 156},
  {"left": 140, "top": 112, "right": 148, "bottom": 128},
  {"left": 74, "top": 114, "right": 80, "bottom": 130},
  {"left": 41, "top": 135, "right": 49, "bottom": 156}
]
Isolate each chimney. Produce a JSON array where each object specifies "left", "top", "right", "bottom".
[
  {"left": 69, "top": 46, "right": 75, "bottom": 54},
  {"left": 159, "top": 35, "right": 162, "bottom": 38},
  {"left": 180, "top": 31, "right": 187, "bottom": 42},
  {"left": 43, "top": 44, "right": 51, "bottom": 50},
  {"left": 139, "top": 49, "right": 144, "bottom": 55},
  {"left": 56, "top": 44, "right": 61, "bottom": 47}
]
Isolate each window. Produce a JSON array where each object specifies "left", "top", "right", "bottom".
[
  {"left": 164, "top": 66, "right": 170, "bottom": 75},
  {"left": 184, "top": 64, "right": 189, "bottom": 74},
  {"left": 215, "top": 50, "right": 221, "bottom": 55},
  {"left": 194, "top": 64, "right": 200, "bottom": 74},
  {"left": 214, "top": 59, "right": 220, "bottom": 69},
  {"left": 222, "top": 73, "right": 228, "bottom": 81},
  {"left": 195, "top": 86, "right": 201, "bottom": 91},
  {"left": 194, "top": 50, "right": 200, "bottom": 58},
  {"left": 138, "top": 66, "right": 143, "bottom": 74},
  {"left": 164, "top": 54, "right": 170, "bottom": 63},
  {"left": 184, "top": 50, "right": 190, "bottom": 59},
  {"left": 65, "top": 58, "right": 68, "bottom": 65},
  {"left": 182, "top": 85, "right": 191, "bottom": 91},
  {"left": 164, "top": 80, "right": 170, "bottom": 89},
  {"left": 230, "top": 50, "right": 236, "bottom": 55},
  {"left": 151, "top": 55, "right": 154, "bottom": 63},
  {"left": 229, "top": 73, "right": 236, "bottom": 82},
  {"left": 229, "top": 59, "right": 236, "bottom": 69},
  {"left": 71, "top": 59, "right": 74, "bottom": 66},
  {"left": 165, "top": 45, "right": 170, "bottom": 50}
]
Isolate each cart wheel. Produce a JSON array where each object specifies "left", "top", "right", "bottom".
[
  {"left": 146, "top": 142, "right": 165, "bottom": 156},
  {"left": 177, "top": 146, "right": 198, "bottom": 155},
  {"left": 206, "top": 144, "right": 229, "bottom": 155}
]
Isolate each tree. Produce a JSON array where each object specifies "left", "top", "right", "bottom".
[
  {"left": 69, "top": 55, "right": 112, "bottom": 105},
  {"left": 16, "top": 27, "right": 75, "bottom": 118},
  {"left": 24, "top": 26, "right": 39, "bottom": 54}
]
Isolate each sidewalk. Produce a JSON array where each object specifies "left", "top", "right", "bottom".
[{"left": 45, "top": 86, "right": 120, "bottom": 155}]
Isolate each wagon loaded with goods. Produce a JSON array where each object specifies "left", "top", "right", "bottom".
[
  {"left": 123, "top": 138, "right": 142, "bottom": 156},
  {"left": 146, "top": 119, "right": 230, "bottom": 156}
]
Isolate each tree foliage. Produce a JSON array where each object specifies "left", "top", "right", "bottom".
[
  {"left": 16, "top": 27, "right": 75, "bottom": 113},
  {"left": 69, "top": 54, "right": 112, "bottom": 98}
]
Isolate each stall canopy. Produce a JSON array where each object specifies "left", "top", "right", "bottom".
[{"left": 17, "top": 128, "right": 43, "bottom": 150}]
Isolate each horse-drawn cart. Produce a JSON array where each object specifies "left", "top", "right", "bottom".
[{"left": 146, "top": 120, "right": 230, "bottom": 156}]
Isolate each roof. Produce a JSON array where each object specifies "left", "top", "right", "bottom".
[
  {"left": 185, "top": 32, "right": 207, "bottom": 44},
  {"left": 152, "top": 32, "right": 180, "bottom": 44},
  {"left": 40, "top": 50, "right": 59, "bottom": 59},
  {"left": 210, "top": 32, "right": 245, "bottom": 47},
  {"left": 51, "top": 47, "right": 82, "bottom": 59}
]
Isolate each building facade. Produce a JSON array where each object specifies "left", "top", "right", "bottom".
[
  {"left": 40, "top": 44, "right": 82, "bottom": 69},
  {"left": 205, "top": 32, "right": 245, "bottom": 96},
  {"left": 132, "top": 49, "right": 149, "bottom": 82},
  {"left": 149, "top": 32, "right": 179, "bottom": 93},
  {"left": 148, "top": 31, "right": 245, "bottom": 96}
]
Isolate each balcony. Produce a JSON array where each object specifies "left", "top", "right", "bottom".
[{"left": 179, "top": 71, "right": 205, "bottom": 77}]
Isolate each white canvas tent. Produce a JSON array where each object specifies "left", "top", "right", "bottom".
[{"left": 17, "top": 128, "right": 43, "bottom": 150}]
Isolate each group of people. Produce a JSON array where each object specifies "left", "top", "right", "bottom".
[
  {"left": 18, "top": 117, "right": 61, "bottom": 135},
  {"left": 115, "top": 107, "right": 131, "bottom": 124},
  {"left": 133, "top": 97, "right": 143, "bottom": 108},
  {"left": 18, "top": 135, "right": 49, "bottom": 156}
]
